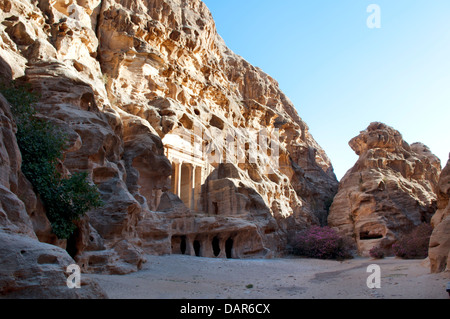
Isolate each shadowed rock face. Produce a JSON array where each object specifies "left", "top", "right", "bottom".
[
  {"left": 328, "top": 122, "right": 441, "bottom": 256},
  {"left": 0, "top": 93, "right": 107, "bottom": 298},
  {"left": 0, "top": 0, "right": 338, "bottom": 292},
  {"left": 429, "top": 156, "right": 450, "bottom": 273}
]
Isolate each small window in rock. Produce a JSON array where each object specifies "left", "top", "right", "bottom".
[{"left": 80, "top": 92, "right": 96, "bottom": 111}]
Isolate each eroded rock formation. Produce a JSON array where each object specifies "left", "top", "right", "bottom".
[
  {"left": 429, "top": 156, "right": 450, "bottom": 272},
  {"left": 0, "top": 92, "right": 106, "bottom": 298},
  {"left": 0, "top": 0, "right": 338, "bottom": 289},
  {"left": 328, "top": 122, "right": 441, "bottom": 256}
]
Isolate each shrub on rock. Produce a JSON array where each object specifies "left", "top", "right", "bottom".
[
  {"left": 291, "top": 226, "right": 355, "bottom": 260},
  {"left": 392, "top": 223, "right": 433, "bottom": 259},
  {"left": 369, "top": 246, "right": 385, "bottom": 259}
]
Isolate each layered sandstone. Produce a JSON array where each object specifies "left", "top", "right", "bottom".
[
  {"left": 0, "top": 92, "right": 106, "bottom": 298},
  {"left": 429, "top": 156, "right": 450, "bottom": 272},
  {"left": 328, "top": 122, "right": 441, "bottom": 256},
  {"left": 0, "top": 0, "right": 338, "bottom": 289}
]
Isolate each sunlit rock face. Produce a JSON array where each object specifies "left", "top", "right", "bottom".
[
  {"left": 328, "top": 122, "right": 441, "bottom": 256},
  {"left": 0, "top": 0, "right": 338, "bottom": 280}
]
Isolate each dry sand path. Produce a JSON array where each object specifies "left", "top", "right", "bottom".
[{"left": 86, "top": 255, "right": 449, "bottom": 299}]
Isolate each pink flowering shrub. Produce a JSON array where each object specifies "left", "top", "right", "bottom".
[
  {"left": 369, "top": 246, "right": 385, "bottom": 259},
  {"left": 291, "top": 226, "right": 355, "bottom": 260},
  {"left": 392, "top": 223, "right": 433, "bottom": 259}
]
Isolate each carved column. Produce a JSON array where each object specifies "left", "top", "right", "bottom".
[
  {"left": 191, "top": 165, "right": 196, "bottom": 211},
  {"left": 176, "top": 161, "right": 182, "bottom": 197}
]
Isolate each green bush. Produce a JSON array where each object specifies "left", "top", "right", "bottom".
[{"left": 1, "top": 82, "right": 102, "bottom": 239}]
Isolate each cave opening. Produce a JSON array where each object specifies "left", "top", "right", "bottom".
[
  {"left": 359, "top": 231, "right": 383, "bottom": 241},
  {"left": 225, "top": 237, "right": 233, "bottom": 259},
  {"left": 194, "top": 240, "right": 201, "bottom": 257},
  {"left": 66, "top": 228, "right": 80, "bottom": 258},
  {"left": 212, "top": 236, "right": 220, "bottom": 257},
  {"left": 180, "top": 236, "right": 187, "bottom": 255}
]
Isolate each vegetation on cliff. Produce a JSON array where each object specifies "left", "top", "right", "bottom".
[{"left": 0, "top": 83, "right": 102, "bottom": 239}]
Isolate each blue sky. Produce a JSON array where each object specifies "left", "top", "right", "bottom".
[{"left": 203, "top": 0, "right": 450, "bottom": 180}]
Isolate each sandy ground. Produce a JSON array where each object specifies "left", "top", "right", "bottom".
[{"left": 86, "top": 255, "right": 450, "bottom": 299}]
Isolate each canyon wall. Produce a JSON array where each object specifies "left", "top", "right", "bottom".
[
  {"left": 0, "top": 88, "right": 106, "bottom": 297},
  {"left": 328, "top": 122, "right": 441, "bottom": 256},
  {"left": 0, "top": 0, "right": 338, "bottom": 288},
  {"left": 429, "top": 156, "right": 450, "bottom": 273}
]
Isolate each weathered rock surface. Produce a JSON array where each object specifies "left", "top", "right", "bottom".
[
  {"left": 328, "top": 122, "right": 441, "bottom": 256},
  {"left": 429, "top": 156, "right": 450, "bottom": 272},
  {"left": 0, "top": 231, "right": 107, "bottom": 298},
  {"left": 94, "top": 0, "right": 339, "bottom": 258},
  {"left": 0, "top": 93, "right": 107, "bottom": 298},
  {"left": 0, "top": 0, "right": 338, "bottom": 287}
]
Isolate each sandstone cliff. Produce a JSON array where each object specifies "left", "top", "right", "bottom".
[
  {"left": 0, "top": 0, "right": 338, "bottom": 289},
  {"left": 429, "top": 156, "right": 450, "bottom": 272},
  {"left": 328, "top": 122, "right": 441, "bottom": 256},
  {"left": 0, "top": 92, "right": 106, "bottom": 298}
]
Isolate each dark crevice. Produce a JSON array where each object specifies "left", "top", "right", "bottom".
[
  {"left": 359, "top": 231, "right": 383, "bottom": 241},
  {"left": 194, "top": 240, "right": 201, "bottom": 257},
  {"left": 225, "top": 237, "right": 233, "bottom": 259},
  {"left": 212, "top": 236, "right": 220, "bottom": 257}
]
